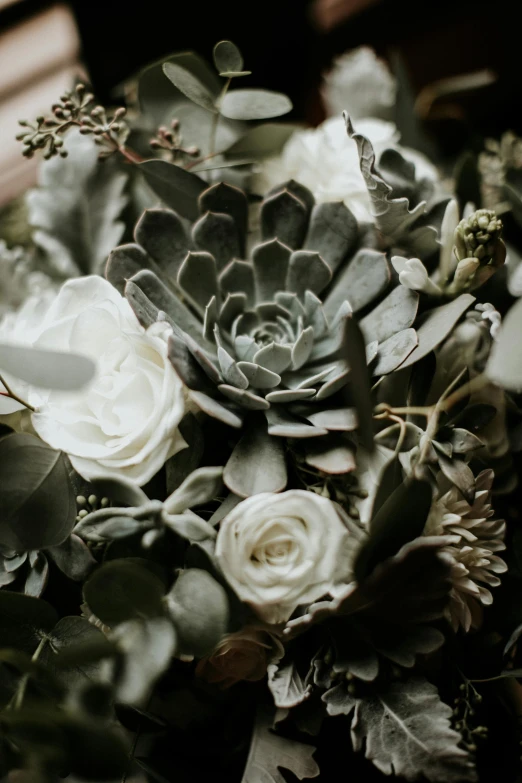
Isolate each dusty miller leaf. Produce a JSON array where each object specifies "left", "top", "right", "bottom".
[
  {"left": 351, "top": 677, "right": 477, "bottom": 782},
  {"left": 242, "top": 706, "right": 319, "bottom": 783},
  {"left": 267, "top": 659, "right": 312, "bottom": 709},
  {"left": 27, "top": 129, "right": 127, "bottom": 276},
  {"left": 345, "top": 114, "right": 436, "bottom": 256}
]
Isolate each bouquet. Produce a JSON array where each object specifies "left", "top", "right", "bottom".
[{"left": 1, "top": 40, "right": 522, "bottom": 783}]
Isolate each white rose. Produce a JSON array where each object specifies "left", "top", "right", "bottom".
[
  {"left": 321, "top": 46, "right": 397, "bottom": 121},
  {"left": 215, "top": 490, "right": 360, "bottom": 624},
  {"left": 0, "top": 276, "right": 186, "bottom": 485},
  {"left": 252, "top": 116, "right": 438, "bottom": 225}
]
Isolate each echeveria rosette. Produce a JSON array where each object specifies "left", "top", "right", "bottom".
[{"left": 108, "top": 179, "right": 424, "bottom": 495}]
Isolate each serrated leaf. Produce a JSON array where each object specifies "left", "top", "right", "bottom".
[
  {"left": 221, "top": 89, "right": 292, "bottom": 121},
  {"left": 351, "top": 677, "right": 477, "bottom": 782},
  {"left": 268, "top": 660, "right": 312, "bottom": 709},
  {"left": 345, "top": 115, "right": 437, "bottom": 256},
  {"left": 242, "top": 706, "right": 319, "bottom": 783},
  {"left": 27, "top": 129, "right": 127, "bottom": 275}
]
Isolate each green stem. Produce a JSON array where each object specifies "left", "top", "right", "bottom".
[
  {"left": 209, "top": 78, "right": 231, "bottom": 157},
  {"left": 0, "top": 373, "right": 35, "bottom": 412},
  {"left": 11, "top": 636, "right": 47, "bottom": 710}
]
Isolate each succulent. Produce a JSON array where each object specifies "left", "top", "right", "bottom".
[{"left": 107, "top": 180, "right": 429, "bottom": 494}]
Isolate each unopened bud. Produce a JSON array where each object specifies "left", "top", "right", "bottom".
[{"left": 453, "top": 256, "right": 480, "bottom": 287}]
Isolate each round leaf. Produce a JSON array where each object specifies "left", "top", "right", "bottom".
[
  {"left": 83, "top": 559, "right": 165, "bottom": 626},
  {"left": 0, "top": 591, "right": 58, "bottom": 652},
  {"left": 213, "top": 40, "right": 244, "bottom": 75},
  {"left": 166, "top": 568, "right": 229, "bottom": 657},
  {"left": 0, "top": 433, "right": 76, "bottom": 551},
  {"left": 220, "top": 89, "right": 292, "bottom": 120}
]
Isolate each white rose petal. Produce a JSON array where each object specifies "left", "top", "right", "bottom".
[
  {"left": 215, "top": 490, "right": 359, "bottom": 624},
  {"left": 0, "top": 276, "right": 186, "bottom": 485}
]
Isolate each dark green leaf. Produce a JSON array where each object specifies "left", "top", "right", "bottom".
[
  {"left": 166, "top": 413, "right": 204, "bottom": 494},
  {"left": 138, "top": 159, "right": 206, "bottom": 221},
  {"left": 437, "top": 454, "right": 476, "bottom": 503},
  {"left": 83, "top": 559, "right": 165, "bottom": 626},
  {"left": 224, "top": 420, "right": 287, "bottom": 497},
  {"left": 342, "top": 318, "right": 374, "bottom": 452},
  {"left": 225, "top": 123, "right": 297, "bottom": 161},
  {"left": 0, "top": 591, "right": 57, "bottom": 653},
  {"left": 261, "top": 189, "right": 308, "bottom": 249},
  {"left": 354, "top": 477, "right": 432, "bottom": 582},
  {"left": 0, "top": 434, "right": 76, "bottom": 551},
  {"left": 166, "top": 568, "right": 229, "bottom": 657},
  {"left": 40, "top": 616, "right": 106, "bottom": 689},
  {"left": 221, "top": 89, "right": 292, "bottom": 121}
]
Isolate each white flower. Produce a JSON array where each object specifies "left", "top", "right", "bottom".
[
  {"left": 425, "top": 470, "right": 507, "bottom": 632},
  {"left": 0, "top": 276, "right": 186, "bottom": 485},
  {"left": 215, "top": 490, "right": 360, "bottom": 625},
  {"left": 391, "top": 256, "right": 442, "bottom": 295},
  {"left": 321, "top": 46, "right": 397, "bottom": 121},
  {"left": 252, "top": 116, "right": 438, "bottom": 224}
]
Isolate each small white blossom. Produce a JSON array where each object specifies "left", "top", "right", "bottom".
[
  {"left": 391, "top": 256, "right": 441, "bottom": 295},
  {"left": 321, "top": 46, "right": 397, "bottom": 120}
]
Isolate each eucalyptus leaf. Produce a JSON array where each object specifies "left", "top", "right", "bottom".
[
  {"left": 225, "top": 123, "right": 297, "bottom": 160},
  {"left": 224, "top": 420, "right": 288, "bottom": 497},
  {"left": 83, "top": 559, "right": 165, "bottom": 626},
  {"left": 0, "top": 343, "right": 95, "bottom": 390},
  {"left": 163, "top": 61, "right": 218, "bottom": 112},
  {"left": 0, "top": 591, "right": 57, "bottom": 653},
  {"left": 0, "top": 434, "right": 76, "bottom": 551},
  {"left": 138, "top": 160, "right": 206, "bottom": 221},
  {"left": 213, "top": 40, "right": 244, "bottom": 75},
  {"left": 221, "top": 89, "right": 293, "bottom": 121},
  {"left": 165, "top": 568, "right": 229, "bottom": 657}
]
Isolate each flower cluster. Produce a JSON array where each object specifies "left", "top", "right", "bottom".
[{"left": 0, "top": 38, "right": 520, "bottom": 783}]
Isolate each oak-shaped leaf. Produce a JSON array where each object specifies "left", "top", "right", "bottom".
[
  {"left": 345, "top": 114, "right": 437, "bottom": 257},
  {"left": 349, "top": 677, "right": 477, "bottom": 782},
  {"left": 27, "top": 128, "right": 127, "bottom": 276},
  {"left": 241, "top": 706, "right": 319, "bottom": 783}
]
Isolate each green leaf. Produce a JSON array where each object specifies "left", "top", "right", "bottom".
[
  {"left": 111, "top": 617, "right": 176, "bottom": 705},
  {"left": 487, "top": 296, "right": 522, "bottom": 391},
  {"left": 350, "top": 677, "right": 477, "bottom": 782},
  {"left": 354, "top": 477, "right": 433, "bottom": 582},
  {"left": 213, "top": 40, "right": 244, "bottom": 75},
  {"left": 83, "top": 559, "right": 165, "bottom": 626},
  {"left": 0, "top": 591, "right": 57, "bottom": 652},
  {"left": 0, "top": 433, "right": 76, "bottom": 551},
  {"left": 399, "top": 294, "right": 476, "bottom": 369},
  {"left": 224, "top": 420, "right": 288, "bottom": 498},
  {"left": 0, "top": 343, "right": 95, "bottom": 390},
  {"left": 165, "top": 568, "right": 229, "bottom": 657},
  {"left": 40, "top": 616, "right": 106, "bottom": 689},
  {"left": 139, "top": 52, "right": 222, "bottom": 125},
  {"left": 166, "top": 413, "right": 204, "bottom": 494},
  {"left": 267, "top": 660, "right": 312, "bottom": 709},
  {"left": 138, "top": 159, "right": 206, "bottom": 221},
  {"left": 224, "top": 123, "right": 297, "bottom": 160},
  {"left": 221, "top": 89, "right": 292, "bottom": 121},
  {"left": 89, "top": 475, "right": 149, "bottom": 508},
  {"left": 342, "top": 317, "right": 374, "bottom": 452},
  {"left": 27, "top": 128, "right": 127, "bottom": 276},
  {"left": 345, "top": 114, "right": 437, "bottom": 257},
  {"left": 163, "top": 61, "right": 217, "bottom": 112},
  {"left": 241, "top": 706, "right": 319, "bottom": 783},
  {"left": 164, "top": 466, "right": 224, "bottom": 513}
]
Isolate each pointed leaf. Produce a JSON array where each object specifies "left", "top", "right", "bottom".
[
  {"left": 178, "top": 251, "right": 219, "bottom": 312},
  {"left": 200, "top": 182, "right": 248, "bottom": 255},
  {"left": 135, "top": 208, "right": 189, "bottom": 278},
  {"left": 0, "top": 343, "right": 95, "bottom": 391},
  {"left": 252, "top": 239, "right": 291, "bottom": 302},
  {"left": 325, "top": 249, "right": 389, "bottom": 316},
  {"left": 224, "top": 420, "right": 287, "bottom": 497},
  {"left": 193, "top": 211, "right": 241, "bottom": 271},
  {"left": 162, "top": 61, "right": 217, "bottom": 111},
  {"left": 342, "top": 318, "right": 374, "bottom": 451},
  {"left": 305, "top": 201, "right": 358, "bottom": 275},
  {"left": 287, "top": 251, "right": 332, "bottom": 298},
  {"left": 261, "top": 190, "right": 308, "bottom": 249},
  {"left": 164, "top": 466, "right": 224, "bottom": 514},
  {"left": 139, "top": 159, "right": 206, "bottom": 221},
  {"left": 106, "top": 243, "right": 150, "bottom": 295},
  {"left": 360, "top": 285, "right": 419, "bottom": 344}
]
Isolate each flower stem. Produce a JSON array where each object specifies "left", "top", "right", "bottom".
[
  {"left": 0, "top": 373, "right": 35, "bottom": 412},
  {"left": 209, "top": 78, "right": 231, "bottom": 158}
]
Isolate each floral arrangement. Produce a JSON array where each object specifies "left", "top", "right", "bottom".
[{"left": 2, "top": 39, "right": 522, "bottom": 783}]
